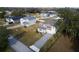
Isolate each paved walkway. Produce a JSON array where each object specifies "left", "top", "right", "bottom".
[
  {"left": 30, "top": 33, "right": 53, "bottom": 52},
  {"left": 8, "top": 36, "right": 33, "bottom": 52}
]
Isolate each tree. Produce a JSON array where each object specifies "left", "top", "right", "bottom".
[
  {"left": 11, "top": 9, "right": 24, "bottom": 16},
  {"left": 0, "top": 11, "right": 5, "bottom": 18},
  {"left": 55, "top": 8, "right": 79, "bottom": 51},
  {"left": 0, "top": 26, "right": 8, "bottom": 51},
  {"left": 0, "top": 7, "right": 6, "bottom": 18}
]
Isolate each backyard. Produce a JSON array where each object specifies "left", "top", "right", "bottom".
[{"left": 9, "top": 23, "right": 42, "bottom": 46}]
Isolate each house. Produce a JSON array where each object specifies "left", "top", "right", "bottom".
[
  {"left": 5, "top": 11, "right": 12, "bottom": 16},
  {"left": 40, "top": 11, "right": 57, "bottom": 19},
  {"left": 5, "top": 16, "right": 23, "bottom": 24},
  {"left": 6, "top": 17, "right": 14, "bottom": 24},
  {"left": 37, "top": 23, "right": 56, "bottom": 34},
  {"left": 54, "top": 16, "right": 61, "bottom": 20},
  {"left": 20, "top": 16, "right": 36, "bottom": 27}
]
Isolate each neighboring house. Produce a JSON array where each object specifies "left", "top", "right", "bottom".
[
  {"left": 20, "top": 16, "right": 36, "bottom": 27},
  {"left": 40, "top": 13, "right": 48, "bottom": 18},
  {"left": 40, "top": 11, "right": 57, "bottom": 19},
  {"left": 54, "top": 16, "right": 61, "bottom": 20},
  {"left": 37, "top": 23, "right": 56, "bottom": 34},
  {"left": 6, "top": 18, "right": 14, "bottom": 24},
  {"left": 5, "top": 11, "right": 12, "bottom": 16},
  {"left": 5, "top": 16, "right": 23, "bottom": 24}
]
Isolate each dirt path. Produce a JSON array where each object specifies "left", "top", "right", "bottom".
[{"left": 48, "top": 35, "right": 74, "bottom": 52}]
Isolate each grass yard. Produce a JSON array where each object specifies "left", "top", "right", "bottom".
[
  {"left": 0, "top": 19, "right": 5, "bottom": 25},
  {"left": 9, "top": 23, "right": 42, "bottom": 46}
]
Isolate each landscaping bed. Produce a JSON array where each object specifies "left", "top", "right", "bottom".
[{"left": 9, "top": 23, "right": 42, "bottom": 46}]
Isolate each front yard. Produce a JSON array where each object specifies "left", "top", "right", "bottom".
[{"left": 9, "top": 23, "right": 42, "bottom": 46}]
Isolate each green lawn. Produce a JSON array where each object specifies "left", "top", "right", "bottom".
[
  {"left": 0, "top": 19, "right": 5, "bottom": 25},
  {"left": 9, "top": 23, "right": 42, "bottom": 46}
]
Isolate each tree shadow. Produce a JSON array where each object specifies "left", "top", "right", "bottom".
[{"left": 71, "top": 38, "right": 79, "bottom": 52}]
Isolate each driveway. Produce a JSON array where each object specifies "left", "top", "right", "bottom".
[
  {"left": 30, "top": 33, "right": 53, "bottom": 52},
  {"left": 8, "top": 36, "right": 33, "bottom": 52}
]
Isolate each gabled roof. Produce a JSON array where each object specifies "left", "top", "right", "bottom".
[
  {"left": 6, "top": 16, "right": 23, "bottom": 21},
  {"left": 39, "top": 24, "right": 52, "bottom": 30},
  {"left": 22, "top": 16, "right": 36, "bottom": 20}
]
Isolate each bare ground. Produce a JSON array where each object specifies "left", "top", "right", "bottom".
[{"left": 48, "top": 35, "right": 74, "bottom": 52}]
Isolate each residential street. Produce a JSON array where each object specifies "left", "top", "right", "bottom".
[{"left": 8, "top": 36, "right": 33, "bottom": 52}]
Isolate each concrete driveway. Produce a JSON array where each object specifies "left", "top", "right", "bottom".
[
  {"left": 30, "top": 33, "right": 53, "bottom": 52},
  {"left": 8, "top": 36, "right": 33, "bottom": 52}
]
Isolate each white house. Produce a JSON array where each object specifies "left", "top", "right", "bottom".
[
  {"left": 5, "top": 16, "right": 23, "bottom": 24},
  {"left": 37, "top": 23, "right": 56, "bottom": 34},
  {"left": 20, "top": 16, "right": 36, "bottom": 27},
  {"left": 6, "top": 18, "right": 15, "bottom": 24},
  {"left": 40, "top": 11, "right": 57, "bottom": 19},
  {"left": 5, "top": 11, "right": 12, "bottom": 16},
  {"left": 54, "top": 16, "right": 61, "bottom": 20}
]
